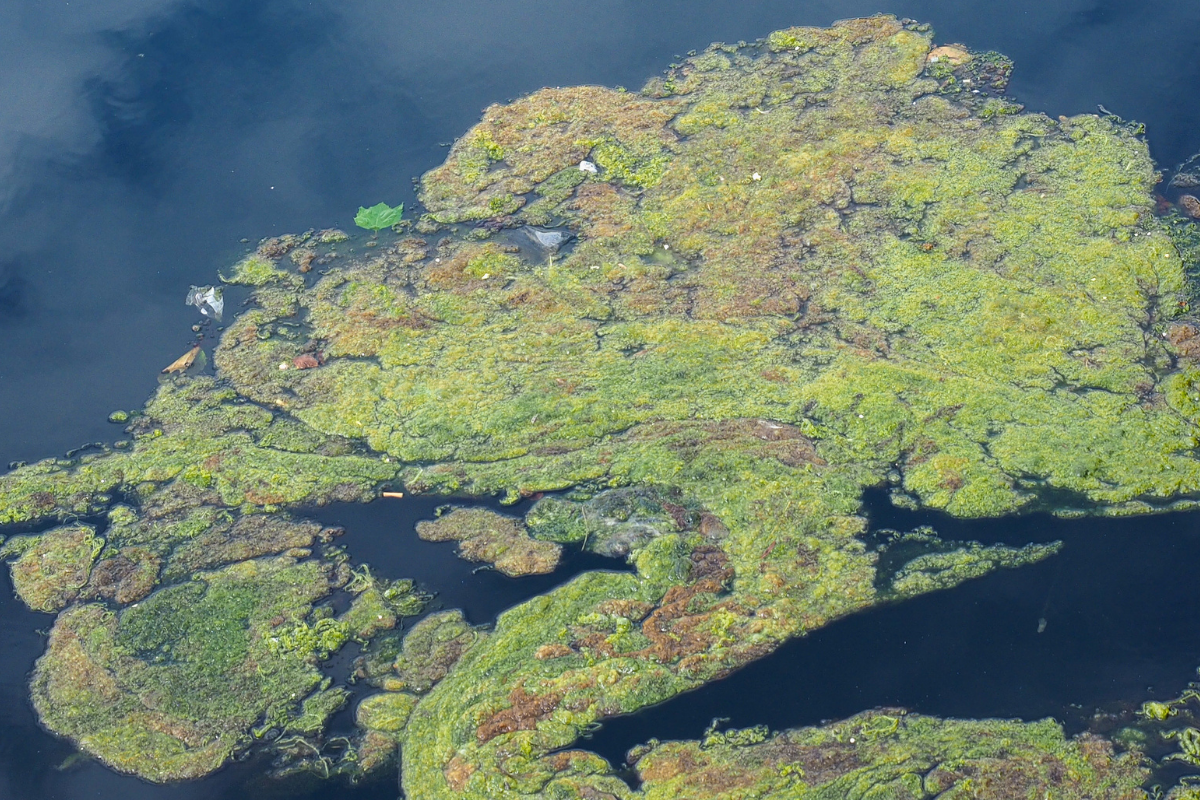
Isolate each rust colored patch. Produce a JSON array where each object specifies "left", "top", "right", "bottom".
[
  {"left": 293, "top": 353, "right": 322, "bottom": 370},
  {"left": 290, "top": 248, "right": 316, "bottom": 273},
  {"left": 699, "top": 513, "right": 730, "bottom": 540},
  {"left": 1181, "top": 194, "right": 1200, "bottom": 218},
  {"left": 661, "top": 501, "right": 693, "bottom": 530},
  {"left": 690, "top": 544, "right": 731, "bottom": 582},
  {"left": 30, "top": 491, "right": 57, "bottom": 511},
  {"left": 534, "top": 643, "right": 575, "bottom": 660},
  {"left": 1167, "top": 321, "right": 1200, "bottom": 361},
  {"left": 258, "top": 236, "right": 297, "bottom": 258},
  {"left": 639, "top": 576, "right": 732, "bottom": 663},
  {"left": 594, "top": 599, "right": 654, "bottom": 621},
  {"left": 940, "top": 472, "right": 965, "bottom": 492},
  {"left": 86, "top": 549, "right": 161, "bottom": 604},
  {"left": 443, "top": 754, "right": 475, "bottom": 792},
  {"left": 476, "top": 684, "right": 564, "bottom": 743}
]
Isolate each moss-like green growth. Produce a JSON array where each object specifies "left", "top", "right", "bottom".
[
  {"left": 637, "top": 711, "right": 1150, "bottom": 799},
  {"left": 387, "top": 610, "right": 483, "bottom": 694},
  {"left": 416, "top": 507, "right": 561, "bottom": 576},
  {"left": 6, "top": 13, "right": 1200, "bottom": 794},
  {"left": 338, "top": 565, "right": 428, "bottom": 640},
  {"left": 30, "top": 555, "right": 345, "bottom": 781},
  {"left": 1, "top": 525, "right": 104, "bottom": 612},
  {"left": 357, "top": 691, "right": 418, "bottom": 733}
]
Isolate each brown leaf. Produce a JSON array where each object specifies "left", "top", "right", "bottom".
[{"left": 162, "top": 345, "right": 200, "bottom": 374}]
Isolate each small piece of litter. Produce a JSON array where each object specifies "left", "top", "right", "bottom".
[
  {"left": 579, "top": 160, "right": 598, "bottom": 174},
  {"left": 525, "top": 226, "right": 571, "bottom": 251},
  {"left": 162, "top": 345, "right": 200, "bottom": 374},
  {"left": 382, "top": 491, "right": 405, "bottom": 498},
  {"left": 185, "top": 285, "right": 224, "bottom": 321},
  {"left": 752, "top": 173, "right": 761, "bottom": 181},
  {"left": 278, "top": 363, "right": 289, "bottom": 371}
]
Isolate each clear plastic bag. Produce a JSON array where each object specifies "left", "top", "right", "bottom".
[{"left": 185, "top": 285, "right": 224, "bottom": 321}]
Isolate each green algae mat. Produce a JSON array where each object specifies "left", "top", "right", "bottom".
[{"left": 9, "top": 13, "right": 1200, "bottom": 799}]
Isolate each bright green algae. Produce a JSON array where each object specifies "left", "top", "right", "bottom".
[{"left": 1, "top": 13, "right": 1200, "bottom": 796}]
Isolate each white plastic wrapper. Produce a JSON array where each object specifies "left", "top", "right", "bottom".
[{"left": 186, "top": 285, "right": 224, "bottom": 321}]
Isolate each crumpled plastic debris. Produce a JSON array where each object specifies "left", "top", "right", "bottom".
[
  {"left": 578, "top": 160, "right": 598, "bottom": 174},
  {"left": 186, "top": 285, "right": 224, "bottom": 321},
  {"left": 523, "top": 226, "right": 572, "bottom": 251}
]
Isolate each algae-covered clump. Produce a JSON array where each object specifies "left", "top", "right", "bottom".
[
  {"left": 4, "top": 12, "right": 1200, "bottom": 796},
  {"left": 416, "top": 507, "right": 561, "bottom": 575},
  {"left": 31, "top": 555, "right": 346, "bottom": 781},
  {"left": 636, "top": 711, "right": 1150, "bottom": 799},
  {"left": 1, "top": 525, "right": 103, "bottom": 612}
]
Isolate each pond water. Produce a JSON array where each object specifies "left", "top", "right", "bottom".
[{"left": 6, "top": 0, "right": 1200, "bottom": 797}]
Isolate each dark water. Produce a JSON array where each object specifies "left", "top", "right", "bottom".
[
  {"left": 588, "top": 492, "right": 1200, "bottom": 769},
  {"left": 0, "top": 494, "right": 629, "bottom": 800},
  {"left": 6, "top": 0, "right": 1200, "bottom": 797}
]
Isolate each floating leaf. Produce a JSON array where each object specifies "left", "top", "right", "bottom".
[
  {"left": 161, "top": 345, "right": 200, "bottom": 374},
  {"left": 355, "top": 202, "right": 404, "bottom": 232}
]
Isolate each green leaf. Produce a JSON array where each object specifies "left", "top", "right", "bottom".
[{"left": 354, "top": 202, "right": 405, "bottom": 232}]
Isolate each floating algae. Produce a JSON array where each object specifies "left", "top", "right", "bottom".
[
  {"left": 5, "top": 12, "right": 1200, "bottom": 796},
  {"left": 634, "top": 711, "right": 1149, "bottom": 800}
]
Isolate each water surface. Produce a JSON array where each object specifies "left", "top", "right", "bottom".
[{"left": 6, "top": 1, "right": 1200, "bottom": 797}]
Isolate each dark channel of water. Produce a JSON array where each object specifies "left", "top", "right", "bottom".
[
  {"left": 587, "top": 491, "right": 1200, "bottom": 769},
  {"left": 7, "top": 1, "right": 1200, "bottom": 798},
  {"left": 0, "top": 495, "right": 630, "bottom": 800}
]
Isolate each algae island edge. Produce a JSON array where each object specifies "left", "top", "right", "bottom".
[{"left": 3, "top": 13, "right": 1200, "bottom": 800}]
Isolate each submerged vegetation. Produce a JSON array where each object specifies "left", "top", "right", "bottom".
[{"left": 5, "top": 12, "right": 1200, "bottom": 797}]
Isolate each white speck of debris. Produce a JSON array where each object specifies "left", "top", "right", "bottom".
[
  {"left": 858, "top": 414, "right": 864, "bottom": 419},
  {"left": 482, "top": 273, "right": 490, "bottom": 279},
  {"left": 752, "top": 173, "right": 761, "bottom": 181},
  {"left": 849, "top": 737, "right": 856, "bottom": 743},
  {"left": 435, "top": 258, "right": 441, "bottom": 262},
  {"left": 278, "top": 363, "right": 289, "bottom": 370},
  {"left": 663, "top": 244, "right": 670, "bottom": 250},
  {"left": 590, "top": 265, "right": 599, "bottom": 269},
  {"left": 579, "top": 160, "right": 598, "bottom": 173},
  {"left": 929, "top": 55, "right": 940, "bottom": 63},
  {"left": 972, "top": 89, "right": 980, "bottom": 94}
]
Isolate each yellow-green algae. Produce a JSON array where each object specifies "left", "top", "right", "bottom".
[
  {"left": 635, "top": 711, "right": 1149, "bottom": 799},
  {"left": 3, "top": 13, "right": 1200, "bottom": 795},
  {"left": 416, "top": 507, "right": 561, "bottom": 576},
  {"left": 31, "top": 555, "right": 344, "bottom": 781}
]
